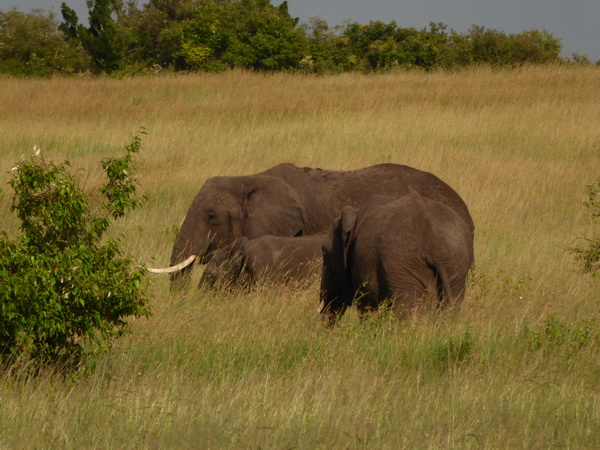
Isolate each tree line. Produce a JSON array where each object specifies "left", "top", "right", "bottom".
[{"left": 0, "top": 0, "right": 594, "bottom": 77}]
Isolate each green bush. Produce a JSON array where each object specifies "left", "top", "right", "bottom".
[
  {"left": 524, "top": 316, "right": 596, "bottom": 357},
  {"left": 453, "top": 26, "right": 561, "bottom": 68},
  {"left": 426, "top": 328, "right": 475, "bottom": 370},
  {"left": 0, "top": 8, "right": 89, "bottom": 76},
  {"left": 571, "top": 180, "right": 600, "bottom": 276},
  {"left": 0, "top": 133, "right": 149, "bottom": 371},
  {"left": 4, "top": 0, "right": 565, "bottom": 75}
]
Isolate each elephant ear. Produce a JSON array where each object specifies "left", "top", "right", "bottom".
[
  {"left": 239, "top": 175, "right": 305, "bottom": 239},
  {"left": 329, "top": 206, "right": 357, "bottom": 273},
  {"left": 340, "top": 206, "right": 358, "bottom": 265}
]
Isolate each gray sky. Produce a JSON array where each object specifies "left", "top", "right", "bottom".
[{"left": 2, "top": 0, "right": 599, "bottom": 60}]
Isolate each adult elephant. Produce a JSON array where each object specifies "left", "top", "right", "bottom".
[
  {"left": 148, "top": 163, "right": 474, "bottom": 287},
  {"left": 319, "top": 193, "right": 474, "bottom": 326}
]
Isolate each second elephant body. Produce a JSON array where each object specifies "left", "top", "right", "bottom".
[
  {"left": 320, "top": 193, "right": 474, "bottom": 324},
  {"left": 201, "top": 232, "right": 328, "bottom": 287}
]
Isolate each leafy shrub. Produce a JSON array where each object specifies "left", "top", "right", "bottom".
[
  {"left": 524, "top": 316, "right": 596, "bottom": 357},
  {"left": 571, "top": 180, "right": 600, "bottom": 276},
  {"left": 426, "top": 328, "right": 475, "bottom": 370},
  {"left": 0, "top": 132, "right": 149, "bottom": 371},
  {"left": 453, "top": 26, "right": 561, "bottom": 68}
]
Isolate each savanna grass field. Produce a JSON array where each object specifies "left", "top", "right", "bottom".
[{"left": 0, "top": 67, "right": 599, "bottom": 447}]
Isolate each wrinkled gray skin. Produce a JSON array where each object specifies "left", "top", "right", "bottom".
[
  {"left": 320, "top": 193, "right": 474, "bottom": 326},
  {"left": 169, "top": 163, "right": 474, "bottom": 288},
  {"left": 200, "top": 232, "right": 328, "bottom": 287}
]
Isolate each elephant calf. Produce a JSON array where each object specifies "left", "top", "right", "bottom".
[
  {"left": 200, "top": 233, "right": 328, "bottom": 287},
  {"left": 320, "top": 193, "right": 474, "bottom": 326}
]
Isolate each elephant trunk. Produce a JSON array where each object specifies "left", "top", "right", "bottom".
[
  {"left": 170, "top": 210, "right": 218, "bottom": 268},
  {"left": 166, "top": 211, "right": 220, "bottom": 291}
]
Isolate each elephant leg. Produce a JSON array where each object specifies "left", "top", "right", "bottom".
[
  {"left": 389, "top": 285, "right": 430, "bottom": 319},
  {"left": 354, "top": 290, "right": 384, "bottom": 320},
  {"left": 320, "top": 302, "right": 348, "bottom": 328},
  {"left": 435, "top": 265, "right": 467, "bottom": 309}
]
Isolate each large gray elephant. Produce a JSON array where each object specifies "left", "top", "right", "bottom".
[
  {"left": 319, "top": 192, "right": 474, "bottom": 326},
  {"left": 148, "top": 163, "right": 474, "bottom": 288},
  {"left": 199, "top": 232, "right": 327, "bottom": 287}
]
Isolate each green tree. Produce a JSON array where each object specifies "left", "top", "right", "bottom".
[
  {"left": 0, "top": 8, "right": 89, "bottom": 76},
  {"left": 508, "top": 29, "right": 561, "bottom": 65},
  {"left": 299, "top": 16, "right": 348, "bottom": 74},
  {"left": 60, "top": 0, "right": 124, "bottom": 73},
  {"left": 454, "top": 25, "right": 561, "bottom": 67},
  {"left": 106, "top": 0, "right": 197, "bottom": 72},
  {"left": 142, "top": 0, "right": 305, "bottom": 71},
  {"left": 2, "top": 0, "right": 563, "bottom": 75},
  {"left": 402, "top": 23, "right": 453, "bottom": 70},
  {"left": 0, "top": 133, "right": 149, "bottom": 370},
  {"left": 220, "top": 0, "right": 305, "bottom": 70},
  {"left": 338, "top": 21, "right": 453, "bottom": 72},
  {"left": 157, "top": 1, "right": 228, "bottom": 71}
]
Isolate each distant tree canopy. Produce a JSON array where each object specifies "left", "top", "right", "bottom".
[
  {"left": 0, "top": 0, "right": 591, "bottom": 77},
  {"left": 0, "top": 8, "right": 89, "bottom": 76}
]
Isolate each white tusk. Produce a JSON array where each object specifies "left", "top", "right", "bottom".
[{"left": 146, "top": 254, "right": 198, "bottom": 274}]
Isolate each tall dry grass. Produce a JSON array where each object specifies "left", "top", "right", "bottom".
[{"left": 0, "top": 66, "right": 598, "bottom": 447}]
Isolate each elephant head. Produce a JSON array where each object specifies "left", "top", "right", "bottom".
[
  {"left": 198, "top": 236, "right": 250, "bottom": 288},
  {"left": 319, "top": 206, "right": 358, "bottom": 325},
  {"left": 148, "top": 174, "right": 305, "bottom": 287}
]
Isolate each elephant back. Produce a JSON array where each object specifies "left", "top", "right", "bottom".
[{"left": 262, "top": 163, "right": 474, "bottom": 236}]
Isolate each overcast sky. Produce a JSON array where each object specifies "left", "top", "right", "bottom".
[{"left": 2, "top": 0, "right": 599, "bottom": 60}]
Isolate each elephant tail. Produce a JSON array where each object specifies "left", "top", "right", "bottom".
[{"left": 435, "top": 265, "right": 456, "bottom": 307}]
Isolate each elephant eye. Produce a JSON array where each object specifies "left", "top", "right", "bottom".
[{"left": 207, "top": 212, "right": 217, "bottom": 221}]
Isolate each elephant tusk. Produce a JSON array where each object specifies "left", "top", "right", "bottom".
[{"left": 146, "top": 254, "right": 198, "bottom": 274}]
